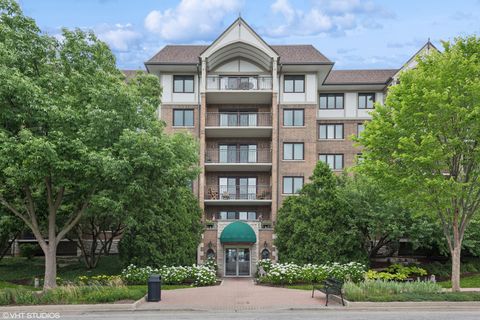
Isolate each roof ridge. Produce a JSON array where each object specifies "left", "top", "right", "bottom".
[{"left": 331, "top": 68, "right": 399, "bottom": 71}]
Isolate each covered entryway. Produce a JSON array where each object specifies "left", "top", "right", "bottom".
[
  {"left": 225, "top": 248, "right": 250, "bottom": 276},
  {"left": 220, "top": 221, "right": 256, "bottom": 277}
]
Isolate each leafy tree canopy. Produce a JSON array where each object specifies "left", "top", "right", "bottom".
[{"left": 357, "top": 36, "right": 480, "bottom": 291}]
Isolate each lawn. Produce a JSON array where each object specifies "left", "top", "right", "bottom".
[
  {"left": 438, "top": 274, "right": 480, "bottom": 289},
  {"left": 0, "top": 256, "right": 123, "bottom": 285},
  {"left": 0, "top": 256, "right": 193, "bottom": 306},
  {"left": 285, "top": 281, "right": 480, "bottom": 302}
]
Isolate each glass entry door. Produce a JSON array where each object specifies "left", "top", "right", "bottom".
[{"left": 224, "top": 248, "right": 250, "bottom": 276}]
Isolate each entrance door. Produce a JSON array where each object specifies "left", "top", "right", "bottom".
[{"left": 224, "top": 248, "right": 250, "bottom": 276}]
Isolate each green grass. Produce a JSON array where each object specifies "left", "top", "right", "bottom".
[
  {"left": 346, "top": 292, "right": 480, "bottom": 302},
  {"left": 128, "top": 284, "right": 192, "bottom": 291},
  {"left": 0, "top": 281, "right": 35, "bottom": 290},
  {"left": 0, "top": 285, "right": 146, "bottom": 306},
  {"left": 285, "top": 281, "right": 480, "bottom": 302},
  {"left": 439, "top": 274, "right": 480, "bottom": 288},
  {"left": 286, "top": 284, "right": 312, "bottom": 291},
  {"left": 0, "top": 256, "right": 122, "bottom": 285}
]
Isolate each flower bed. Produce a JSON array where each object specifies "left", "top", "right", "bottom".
[
  {"left": 256, "top": 260, "right": 366, "bottom": 285},
  {"left": 366, "top": 264, "right": 428, "bottom": 281},
  {"left": 121, "top": 264, "right": 217, "bottom": 286}
]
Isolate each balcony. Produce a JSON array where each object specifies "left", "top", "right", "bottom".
[
  {"left": 205, "top": 76, "right": 273, "bottom": 104},
  {"left": 207, "top": 75, "right": 272, "bottom": 91},
  {"left": 204, "top": 185, "right": 272, "bottom": 206},
  {"left": 205, "top": 112, "right": 272, "bottom": 138},
  {"left": 205, "top": 148, "right": 272, "bottom": 172}
]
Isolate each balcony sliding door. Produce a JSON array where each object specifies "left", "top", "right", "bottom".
[
  {"left": 219, "top": 145, "right": 237, "bottom": 163},
  {"left": 219, "top": 177, "right": 236, "bottom": 199},
  {"left": 239, "top": 145, "right": 257, "bottom": 163},
  {"left": 239, "top": 178, "right": 257, "bottom": 200}
]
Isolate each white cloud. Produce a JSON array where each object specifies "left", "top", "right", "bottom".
[
  {"left": 96, "top": 23, "right": 141, "bottom": 52},
  {"left": 265, "top": 0, "right": 393, "bottom": 38},
  {"left": 144, "top": 0, "right": 243, "bottom": 42}
]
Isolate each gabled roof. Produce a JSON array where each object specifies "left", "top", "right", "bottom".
[
  {"left": 146, "top": 45, "right": 207, "bottom": 65},
  {"left": 272, "top": 45, "right": 331, "bottom": 64},
  {"left": 121, "top": 69, "right": 145, "bottom": 81},
  {"left": 200, "top": 17, "right": 278, "bottom": 61},
  {"left": 324, "top": 69, "right": 398, "bottom": 85},
  {"left": 146, "top": 44, "right": 331, "bottom": 65},
  {"left": 392, "top": 40, "right": 439, "bottom": 80}
]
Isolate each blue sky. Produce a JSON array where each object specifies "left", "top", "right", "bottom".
[{"left": 19, "top": 0, "right": 480, "bottom": 70}]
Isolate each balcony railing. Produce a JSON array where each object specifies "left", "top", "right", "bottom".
[
  {"left": 205, "top": 148, "right": 271, "bottom": 163},
  {"left": 206, "top": 75, "right": 272, "bottom": 91},
  {"left": 205, "top": 185, "right": 271, "bottom": 200},
  {"left": 206, "top": 112, "right": 272, "bottom": 127}
]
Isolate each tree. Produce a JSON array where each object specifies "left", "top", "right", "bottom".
[
  {"left": 0, "top": 1, "right": 199, "bottom": 289},
  {"left": 341, "top": 174, "right": 415, "bottom": 259},
  {"left": 0, "top": 209, "right": 24, "bottom": 261},
  {"left": 275, "top": 161, "right": 366, "bottom": 264},
  {"left": 357, "top": 36, "right": 480, "bottom": 291},
  {"left": 117, "top": 130, "right": 202, "bottom": 267},
  {"left": 70, "top": 191, "right": 128, "bottom": 269}
]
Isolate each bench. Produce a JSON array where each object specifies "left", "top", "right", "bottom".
[{"left": 311, "top": 277, "right": 345, "bottom": 306}]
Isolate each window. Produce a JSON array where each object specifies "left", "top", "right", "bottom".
[
  {"left": 218, "top": 144, "right": 257, "bottom": 163},
  {"left": 319, "top": 154, "right": 344, "bottom": 170},
  {"left": 173, "top": 109, "right": 194, "bottom": 126},
  {"left": 283, "top": 176, "right": 304, "bottom": 194},
  {"left": 319, "top": 124, "right": 344, "bottom": 139},
  {"left": 284, "top": 75, "right": 305, "bottom": 93},
  {"left": 356, "top": 153, "right": 364, "bottom": 164},
  {"left": 218, "top": 211, "right": 256, "bottom": 220},
  {"left": 206, "top": 248, "right": 215, "bottom": 259},
  {"left": 283, "top": 109, "right": 304, "bottom": 126},
  {"left": 173, "top": 75, "right": 194, "bottom": 93},
  {"left": 283, "top": 143, "right": 304, "bottom": 160},
  {"left": 319, "top": 94, "right": 344, "bottom": 109},
  {"left": 357, "top": 123, "right": 365, "bottom": 137},
  {"left": 358, "top": 93, "right": 375, "bottom": 109},
  {"left": 261, "top": 249, "right": 270, "bottom": 260}
]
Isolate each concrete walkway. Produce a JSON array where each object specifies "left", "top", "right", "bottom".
[{"left": 137, "top": 278, "right": 332, "bottom": 311}]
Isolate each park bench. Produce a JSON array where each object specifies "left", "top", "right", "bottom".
[{"left": 311, "top": 277, "right": 345, "bottom": 306}]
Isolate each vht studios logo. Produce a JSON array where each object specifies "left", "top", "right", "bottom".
[{"left": 2, "top": 312, "right": 60, "bottom": 319}]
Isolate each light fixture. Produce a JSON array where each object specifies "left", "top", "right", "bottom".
[{"left": 264, "top": 241, "right": 268, "bottom": 248}]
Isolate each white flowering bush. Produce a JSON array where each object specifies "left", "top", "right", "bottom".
[
  {"left": 257, "top": 261, "right": 366, "bottom": 285},
  {"left": 121, "top": 264, "right": 217, "bottom": 286}
]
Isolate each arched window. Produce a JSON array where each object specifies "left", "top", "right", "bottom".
[
  {"left": 206, "top": 248, "right": 215, "bottom": 259},
  {"left": 261, "top": 248, "right": 270, "bottom": 260}
]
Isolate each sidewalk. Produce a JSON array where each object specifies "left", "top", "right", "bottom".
[
  {"left": 1, "top": 281, "right": 479, "bottom": 313},
  {"left": 136, "top": 278, "right": 331, "bottom": 311}
]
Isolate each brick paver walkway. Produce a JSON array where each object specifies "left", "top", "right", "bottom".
[{"left": 137, "top": 278, "right": 333, "bottom": 311}]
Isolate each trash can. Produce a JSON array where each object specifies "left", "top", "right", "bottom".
[{"left": 147, "top": 274, "right": 161, "bottom": 302}]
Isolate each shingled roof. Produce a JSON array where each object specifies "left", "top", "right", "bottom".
[
  {"left": 146, "top": 44, "right": 331, "bottom": 64},
  {"left": 324, "top": 69, "right": 398, "bottom": 85},
  {"left": 121, "top": 69, "right": 145, "bottom": 81}
]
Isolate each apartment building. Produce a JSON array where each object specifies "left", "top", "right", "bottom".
[{"left": 144, "top": 18, "right": 436, "bottom": 277}]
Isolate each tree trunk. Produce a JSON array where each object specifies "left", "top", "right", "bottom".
[
  {"left": 451, "top": 244, "right": 462, "bottom": 292},
  {"left": 43, "top": 244, "right": 58, "bottom": 290}
]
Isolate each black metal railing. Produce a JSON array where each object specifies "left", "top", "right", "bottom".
[
  {"left": 205, "top": 185, "right": 272, "bottom": 200},
  {"left": 205, "top": 148, "right": 271, "bottom": 164},
  {"left": 206, "top": 75, "right": 272, "bottom": 90},
  {"left": 206, "top": 112, "right": 272, "bottom": 127}
]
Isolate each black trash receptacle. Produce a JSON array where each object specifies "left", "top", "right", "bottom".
[{"left": 147, "top": 274, "right": 161, "bottom": 302}]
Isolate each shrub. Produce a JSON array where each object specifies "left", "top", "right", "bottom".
[
  {"left": 20, "top": 244, "right": 39, "bottom": 260},
  {"left": 257, "top": 261, "right": 365, "bottom": 285},
  {"left": 76, "top": 275, "right": 123, "bottom": 286},
  {"left": 366, "top": 264, "right": 428, "bottom": 281},
  {"left": 0, "top": 285, "right": 146, "bottom": 305},
  {"left": 121, "top": 264, "right": 216, "bottom": 286},
  {"left": 344, "top": 280, "right": 443, "bottom": 301}
]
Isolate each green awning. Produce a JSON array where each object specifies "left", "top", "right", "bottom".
[{"left": 220, "top": 221, "right": 257, "bottom": 243}]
